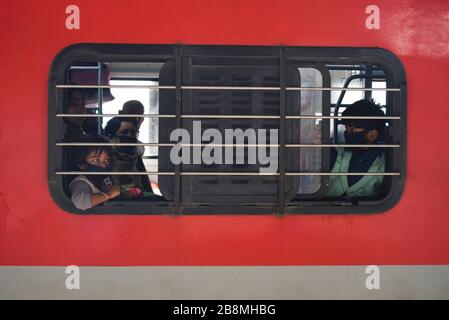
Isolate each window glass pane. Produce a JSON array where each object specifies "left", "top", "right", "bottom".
[
  {"left": 330, "top": 68, "right": 364, "bottom": 105},
  {"left": 297, "top": 67, "right": 322, "bottom": 195},
  {"left": 372, "top": 81, "right": 386, "bottom": 105}
]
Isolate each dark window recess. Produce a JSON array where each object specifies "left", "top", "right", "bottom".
[{"left": 159, "top": 57, "right": 300, "bottom": 204}]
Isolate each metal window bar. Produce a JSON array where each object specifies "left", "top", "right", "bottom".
[
  {"left": 56, "top": 84, "right": 401, "bottom": 91},
  {"left": 56, "top": 114, "right": 400, "bottom": 120},
  {"left": 55, "top": 142, "right": 400, "bottom": 148},
  {"left": 56, "top": 113, "right": 401, "bottom": 120},
  {"left": 174, "top": 46, "right": 182, "bottom": 214},
  {"left": 364, "top": 65, "right": 373, "bottom": 100},
  {"left": 69, "top": 66, "right": 101, "bottom": 70},
  {"left": 55, "top": 171, "right": 400, "bottom": 176},
  {"left": 97, "top": 62, "right": 103, "bottom": 134},
  {"left": 278, "top": 47, "right": 286, "bottom": 214}
]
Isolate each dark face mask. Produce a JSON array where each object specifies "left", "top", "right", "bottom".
[
  {"left": 86, "top": 164, "right": 113, "bottom": 192},
  {"left": 86, "top": 163, "right": 112, "bottom": 172},
  {"left": 116, "top": 136, "right": 138, "bottom": 155},
  {"left": 344, "top": 131, "right": 367, "bottom": 145}
]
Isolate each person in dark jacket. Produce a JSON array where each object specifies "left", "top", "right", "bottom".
[{"left": 64, "top": 88, "right": 87, "bottom": 142}]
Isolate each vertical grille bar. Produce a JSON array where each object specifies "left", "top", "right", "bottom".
[
  {"left": 97, "top": 62, "right": 103, "bottom": 134},
  {"left": 278, "top": 47, "right": 286, "bottom": 214},
  {"left": 175, "top": 46, "right": 182, "bottom": 214}
]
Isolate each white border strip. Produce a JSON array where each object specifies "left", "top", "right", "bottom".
[{"left": 1, "top": 266, "right": 448, "bottom": 299}]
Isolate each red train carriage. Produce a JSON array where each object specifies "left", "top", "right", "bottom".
[{"left": 0, "top": 0, "right": 448, "bottom": 299}]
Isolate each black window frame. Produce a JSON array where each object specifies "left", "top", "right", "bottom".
[{"left": 48, "top": 44, "right": 406, "bottom": 215}]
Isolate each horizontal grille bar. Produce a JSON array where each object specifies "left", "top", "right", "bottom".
[
  {"left": 56, "top": 84, "right": 401, "bottom": 92},
  {"left": 55, "top": 143, "right": 400, "bottom": 148},
  {"left": 56, "top": 171, "right": 400, "bottom": 176},
  {"left": 56, "top": 114, "right": 400, "bottom": 120}
]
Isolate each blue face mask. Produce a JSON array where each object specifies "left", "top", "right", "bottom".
[{"left": 344, "top": 131, "right": 367, "bottom": 145}]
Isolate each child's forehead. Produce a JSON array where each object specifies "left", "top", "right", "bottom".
[{"left": 87, "top": 148, "right": 109, "bottom": 158}]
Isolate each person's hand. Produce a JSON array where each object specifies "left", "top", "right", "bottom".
[
  {"left": 125, "top": 187, "right": 144, "bottom": 197},
  {"left": 106, "top": 185, "right": 121, "bottom": 199}
]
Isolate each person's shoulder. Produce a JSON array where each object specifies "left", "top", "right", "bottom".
[
  {"left": 70, "top": 175, "right": 94, "bottom": 191},
  {"left": 334, "top": 147, "right": 350, "bottom": 156}
]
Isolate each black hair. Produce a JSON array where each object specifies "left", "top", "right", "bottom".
[
  {"left": 103, "top": 117, "right": 138, "bottom": 138},
  {"left": 76, "top": 134, "right": 111, "bottom": 169},
  {"left": 120, "top": 100, "right": 144, "bottom": 115},
  {"left": 341, "top": 99, "right": 386, "bottom": 133}
]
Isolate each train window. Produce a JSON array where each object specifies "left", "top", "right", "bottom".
[{"left": 48, "top": 44, "right": 406, "bottom": 214}]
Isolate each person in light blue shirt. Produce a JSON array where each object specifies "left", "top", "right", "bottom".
[{"left": 326, "top": 99, "right": 387, "bottom": 198}]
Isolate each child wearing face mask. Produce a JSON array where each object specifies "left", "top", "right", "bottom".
[{"left": 70, "top": 135, "right": 121, "bottom": 210}]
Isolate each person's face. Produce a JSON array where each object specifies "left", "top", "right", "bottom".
[
  {"left": 344, "top": 125, "right": 379, "bottom": 144},
  {"left": 116, "top": 121, "right": 138, "bottom": 138},
  {"left": 86, "top": 150, "right": 111, "bottom": 168},
  {"left": 67, "top": 90, "right": 86, "bottom": 127}
]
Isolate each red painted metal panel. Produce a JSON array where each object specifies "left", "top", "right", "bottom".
[{"left": 0, "top": 0, "right": 448, "bottom": 266}]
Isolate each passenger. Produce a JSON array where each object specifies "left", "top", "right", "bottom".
[
  {"left": 104, "top": 117, "right": 152, "bottom": 196},
  {"left": 325, "top": 99, "right": 386, "bottom": 198},
  {"left": 64, "top": 88, "right": 87, "bottom": 142},
  {"left": 82, "top": 109, "right": 101, "bottom": 135},
  {"left": 68, "top": 63, "right": 116, "bottom": 135},
  {"left": 119, "top": 100, "right": 145, "bottom": 129},
  {"left": 63, "top": 88, "right": 89, "bottom": 187},
  {"left": 70, "top": 135, "right": 120, "bottom": 211}
]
